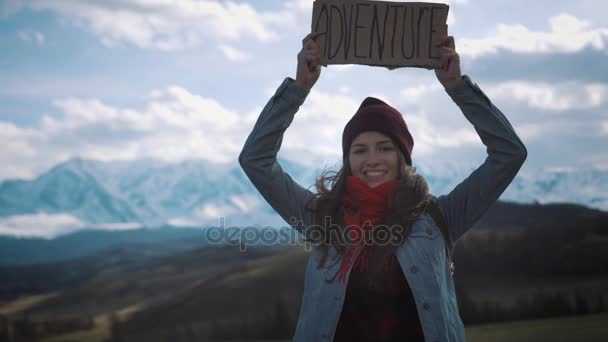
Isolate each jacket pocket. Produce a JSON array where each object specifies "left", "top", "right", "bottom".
[
  {"left": 409, "top": 218, "right": 441, "bottom": 240},
  {"left": 410, "top": 217, "right": 446, "bottom": 267}
]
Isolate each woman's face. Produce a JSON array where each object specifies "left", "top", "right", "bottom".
[{"left": 348, "top": 131, "right": 400, "bottom": 188}]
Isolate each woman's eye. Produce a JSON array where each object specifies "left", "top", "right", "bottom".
[
  {"left": 353, "top": 150, "right": 364, "bottom": 154},
  {"left": 382, "top": 146, "right": 394, "bottom": 151}
]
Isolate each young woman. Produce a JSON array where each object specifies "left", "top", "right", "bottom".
[{"left": 239, "top": 32, "right": 527, "bottom": 342}]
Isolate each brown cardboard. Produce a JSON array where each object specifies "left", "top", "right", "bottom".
[{"left": 312, "top": 0, "right": 449, "bottom": 69}]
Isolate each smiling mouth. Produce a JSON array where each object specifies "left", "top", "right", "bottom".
[{"left": 364, "top": 171, "right": 387, "bottom": 177}]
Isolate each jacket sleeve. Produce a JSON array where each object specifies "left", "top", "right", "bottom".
[
  {"left": 435, "top": 75, "right": 527, "bottom": 243},
  {"left": 239, "top": 78, "right": 317, "bottom": 236}
]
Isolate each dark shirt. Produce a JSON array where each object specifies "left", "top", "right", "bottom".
[{"left": 333, "top": 245, "right": 425, "bottom": 342}]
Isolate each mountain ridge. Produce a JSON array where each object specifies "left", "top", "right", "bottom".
[{"left": 0, "top": 157, "right": 606, "bottom": 237}]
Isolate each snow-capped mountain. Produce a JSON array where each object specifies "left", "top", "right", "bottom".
[
  {"left": 0, "top": 157, "right": 321, "bottom": 236},
  {"left": 0, "top": 159, "right": 138, "bottom": 223},
  {"left": 0, "top": 157, "right": 606, "bottom": 237},
  {"left": 417, "top": 162, "right": 608, "bottom": 211}
]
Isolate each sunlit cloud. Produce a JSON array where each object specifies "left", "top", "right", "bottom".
[
  {"left": 0, "top": 212, "right": 83, "bottom": 237},
  {"left": 218, "top": 44, "right": 251, "bottom": 62},
  {"left": 602, "top": 120, "right": 608, "bottom": 135},
  {"left": 17, "top": 30, "right": 44, "bottom": 45},
  {"left": 0, "top": 86, "right": 245, "bottom": 179},
  {"left": 26, "top": 0, "right": 282, "bottom": 50},
  {"left": 459, "top": 14, "right": 608, "bottom": 57},
  {"left": 0, "top": 212, "right": 142, "bottom": 238},
  {"left": 484, "top": 81, "right": 608, "bottom": 111}
]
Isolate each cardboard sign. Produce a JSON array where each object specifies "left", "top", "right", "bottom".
[{"left": 312, "top": 0, "right": 449, "bottom": 69}]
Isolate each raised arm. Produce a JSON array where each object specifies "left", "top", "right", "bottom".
[
  {"left": 239, "top": 78, "right": 316, "bottom": 235},
  {"left": 436, "top": 76, "right": 527, "bottom": 243},
  {"left": 432, "top": 36, "right": 527, "bottom": 243},
  {"left": 239, "top": 33, "right": 324, "bottom": 235}
]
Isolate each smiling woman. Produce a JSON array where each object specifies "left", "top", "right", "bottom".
[
  {"left": 239, "top": 31, "right": 527, "bottom": 342},
  {"left": 349, "top": 131, "right": 401, "bottom": 189}
]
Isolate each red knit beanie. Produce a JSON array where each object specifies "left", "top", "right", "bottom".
[{"left": 342, "top": 97, "right": 414, "bottom": 166}]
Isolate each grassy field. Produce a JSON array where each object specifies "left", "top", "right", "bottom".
[
  {"left": 2, "top": 243, "right": 605, "bottom": 341},
  {"left": 34, "top": 312, "right": 608, "bottom": 342},
  {"left": 466, "top": 313, "right": 608, "bottom": 342},
  {"left": 42, "top": 314, "right": 111, "bottom": 342},
  {"left": 0, "top": 293, "right": 58, "bottom": 315}
]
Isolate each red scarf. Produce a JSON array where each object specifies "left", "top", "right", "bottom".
[{"left": 337, "top": 176, "right": 400, "bottom": 283}]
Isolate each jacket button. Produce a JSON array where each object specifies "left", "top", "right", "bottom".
[
  {"left": 423, "top": 302, "right": 431, "bottom": 310},
  {"left": 425, "top": 227, "right": 433, "bottom": 236},
  {"left": 410, "top": 265, "right": 418, "bottom": 273},
  {"left": 334, "top": 295, "right": 341, "bottom": 301}
]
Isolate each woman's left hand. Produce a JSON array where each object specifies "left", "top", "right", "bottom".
[{"left": 434, "top": 35, "right": 463, "bottom": 90}]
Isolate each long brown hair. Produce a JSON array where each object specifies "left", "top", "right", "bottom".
[{"left": 304, "top": 149, "right": 432, "bottom": 281}]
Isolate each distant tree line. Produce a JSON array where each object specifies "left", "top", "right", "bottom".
[
  {"left": 103, "top": 290, "right": 607, "bottom": 341},
  {"left": 105, "top": 296, "right": 295, "bottom": 341},
  {"left": 454, "top": 221, "right": 608, "bottom": 276},
  {"left": 456, "top": 287, "right": 606, "bottom": 325},
  {"left": 0, "top": 313, "right": 93, "bottom": 342}
]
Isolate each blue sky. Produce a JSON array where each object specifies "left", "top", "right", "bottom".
[{"left": 1, "top": 0, "right": 607, "bottom": 180}]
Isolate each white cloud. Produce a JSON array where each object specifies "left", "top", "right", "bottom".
[
  {"left": 329, "top": 65, "right": 354, "bottom": 72},
  {"left": 166, "top": 217, "right": 199, "bottom": 227},
  {"left": 0, "top": 212, "right": 142, "bottom": 238},
  {"left": 396, "top": 80, "right": 608, "bottom": 148},
  {"left": 283, "top": 85, "right": 481, "bottom": 163},
  {"left": 292, "top": 0, "right": 314, "bottom": 12},
  {"left": 338, "top": 86, "right": 351, "bottom": 94},
  {"left": 1, "top": 77, "right": 603, "bottom": 183},
  {"left": 0, "top": 85, "right": 247, "bottom": 180},
  {"left": 27, "top": 0, "right": 282, "bottom": 50},
  {"left": 484, "top": 81, "right": 608, "bottom": 111},
  {"left": 399, "top": 83, "right": 442, "bottom": 104},
  {"left": 602, "top": 121, "right": 608, "bottom": 135},
  {"left": 229, "top": 194, "right": 263, "bottom": 213},
  {"left": 0, "top": 212, "right": 83, "bottom": 238},
  {"left": 0, "top": 122, "right": 46, "bottom": 179},
  {"left": 16, "top": 0, "right": 464, "bottom": 51},
  {"left": 413, "top": 0, "right": 461, "bottom": 25},
  {"left": 281, "top": 90, "right": 360, "bottom": 160},
  {"left": 91, "top": 222, "right": 142, "bottom": 231},
  {"left": 515, "top": 119, "right": 599, "bottom": 141},
  {"left": 196, "top": 202, "right": 236, "bottom": 220},
  {"left": 17, "top": 30, "right": 45, "bottom": 45},
  {"left": 181, "top": 195, "right": 265, "bottom": 224},
  {"left": 405, "top": 110, "right": 479, "bottom": 155},
  {"left": 394, "top": 82, "right": 484, "bottom": 154},
  {"left": 218, "top": 44, "right": 250, "bottom": 62},
  {"left": 459, "top": 14, "right": 608, "bottom": 57}
]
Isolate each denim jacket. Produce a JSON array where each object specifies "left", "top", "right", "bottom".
[{"left": 239, "top": 76, "right": 527, "bottom": 342}]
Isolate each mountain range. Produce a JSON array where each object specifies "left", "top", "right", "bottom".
[{"left": 0, "top": 157, "right": 606, "bottom": 237}]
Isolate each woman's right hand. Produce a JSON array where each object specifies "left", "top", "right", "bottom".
[{"left": 295, "top": 32, "right": 323, "bottom": 92}]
